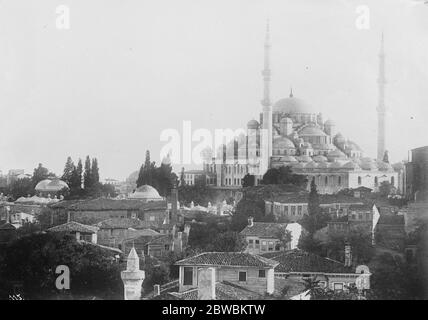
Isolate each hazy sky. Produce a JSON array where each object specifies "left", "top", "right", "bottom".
[{"left": 0, "top": 0, "right": 427, "bottom": 180}]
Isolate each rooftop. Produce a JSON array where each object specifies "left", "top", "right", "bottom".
[
  {"left": 262, "top": 249, "right": 353, "bottom": 274},
  {"left": 95, "top": 218, "right": 158, "bottom": 230},
  {"left": 47, "top": 221, "right": 99, "bottom": 234},
  {"left": 175, "top": 252, "right": 279, "bottom": 268},
  {"left": 240, "top": 222, "right": 288, "bottom": 238}
]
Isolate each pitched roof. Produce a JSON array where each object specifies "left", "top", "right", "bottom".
[
  {"left": 175, "top": 252, "right": 278, "bottom": 268},
  {"left": 262, "top": 249, "right": 353, "bottom": 274},
  {"left": 240, "top": 222, "right": 287, "bottom": 238},
  {"left": 378, "top": 214, "right": 405, "bottom": 225},
  {"left": 47, "top": 221, "right": 99, "bottom": 234},
  {"left": 59, "top": 198, "right": 167, "bottom": 211},
  {"left": 0, "top": 222, "right": 17, "bottom": 230},
  {"left": 95, "top": 218, "right": 157, "bottom": 229}
]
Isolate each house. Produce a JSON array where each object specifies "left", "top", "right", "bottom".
[
  {"left": 239, "top": 218, "right": 303, "bottom": 254},
  {"left": 47, "top": 198, "right": 169, "bottom": 226},
  {"left": 374, "top": 213, "right": 406, "bottom": 252},
  {"left": 174, "top": 252, "right": 279, "bottom": 295},
  {"left": 262, "top": 249, "right": 371, "bottom": 292},
  {"left": 122, "top": 224, "right": 190, "bottom": 257},
  {"left": 265, "top": 193, "right": 364, "bottom": 222},
  {"left": 95, "top": 217, "right": 160, "bottom": 248},
  {"left": 47, "top": 221, "right": 99, "bottom": 243}
]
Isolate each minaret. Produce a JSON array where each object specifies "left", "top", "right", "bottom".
[
  {"left": 377, "top": 33, "right": 387, "bottom": 161},
  {"left": 261, "top": 20, "right": 273, "bottom": 173},
  {"left": 121, "top": 247, "right": 145, "bottom": 300}
]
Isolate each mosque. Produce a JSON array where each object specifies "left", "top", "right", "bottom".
[{"left": 201, "top": 24, "right": 401, "bottom": 194}]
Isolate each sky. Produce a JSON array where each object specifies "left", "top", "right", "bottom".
[{"left": 0, "top": 0, "right": 427, "bottom": 181}]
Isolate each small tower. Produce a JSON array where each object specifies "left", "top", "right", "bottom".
[{"left": 121, "top": 247, "right": 145, "bottom": 300}]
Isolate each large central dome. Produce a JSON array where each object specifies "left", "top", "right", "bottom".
[{"left": 273, "top": 96, "right": 315, "bottom": 114}]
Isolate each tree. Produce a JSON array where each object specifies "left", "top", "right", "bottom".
[
  {"left": 8, "top": 178, "right": 35, "bottom": 199},
  {"left": 378, "top": 181, "right": 393, "bottom": 197},
  {"left": 275, "top": 228, "right": 292, "bottom": 250},
  {"left": 137, "top": 150, "right": 154, "bottom": 187},
  {"left": 83, "top": 156, "right": 92, "bottom": 190},
  {"left": 61, "top": 157, "right": 75, "bottom": 185},
  {"left": 180, "top": 167, "right": 186, "bottom": 187},
  {"left": 91, "top": 158, "right": 100, "bottom": 185},
  {"left": 300, "top": 179, "right": 329, "bottom": 236},
  {"left": 32, "top": 163, "right": 50, "bottom": 187},
  {"left": 242, "top": 174, "right": 255, "bottom": 188},
  {"left": 0, "top": 232, "right": 123, "bottom": 299},
  {"left": 261, "top": 166, "right": 307, "bottom": 187},
  {"left": 210, "top": 231, "right": 247, "bottom": 252}
]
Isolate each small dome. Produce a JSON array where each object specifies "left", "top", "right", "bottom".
[
  {"left": 297, "top": 155, "right": 312, "bottom": 162},
  {"left": 392, "top": 162, "right": 405, "bottom": 170},
  {"left": 327, "top": 149, "right": 347, "bottom": 161},
  {"left": 298, "top": 125, "right": 327, "bottom": 137},
  {"left": 281, "top": 155, "right": 298, "bottom": 163},
  {"left": 35, "top": 179, "right": 69, "bottom": 192},
  {"left": 325, "top": 119, "right": 335, "bottom": 126},
  {"left": 292, "top": 162, "right": 306, "bottom": 169},
  {"left": 377, "top": 161, "right": 393, "bottom": 171},
  {"left": 280, "top": 117, "right": 293, "bottom": 124},
  {"left": 313, "top": 155, "right": 328, "bottom": 163},
  {"left": 129, "top": 185, "right": 163, "bottom": 201},
  {"left": 273, "top": 137, "right": 296, "bottom": 149},
  {"left": 273, "top": 96, "right": 315, "bottom": 114},
  {"left": 334, "top": 133, "right": 346, "bottom": 144},
  {"left": 343, "top": 161, "right": 361, "bottom": 170},
  {"left": 345, "top": 140, "right": 362, "bottom": 152},
  {"left": 317, "top": 162, "right": 330, "bottom": 169},
  {"left": 247, "top": 119, "right": 259, "bottom": 129},
  {"left": 361, "top": 160, "right": 378, "bottom": 170},
  {"left": 305, "top": 161, "right": 318, "bottom": 169},
  {"left": 330, "top": 161, "right": 343, "bottom": 169}
]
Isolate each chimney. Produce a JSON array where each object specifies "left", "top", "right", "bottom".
[
  {"left": 344, "top": 244, "right": 352, "bottom": 267},
  {"left": 248, "top": 217, "right": 254, "bottom": 227},
  {"left": 153, "top": 284, "right": 161, "bottom": 297},
  {"left": 198, "top": 267, "right": 216, "bottom": 300}
]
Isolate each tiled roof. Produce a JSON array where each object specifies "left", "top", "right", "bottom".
[
  {"left": 96, "top": 218, "right": 157, "bottom": 229},
  {"left": 262, "top": 249, "right": 352, "bottom": 274},
  {"left": 48, "top": 221, "right": 98, "bottom": 234},
  {"left": 59, "top": 198, "right": 167, "bottom": 211},
  {"left": 240, "top": 222, "right": 287, "bottom": 238},
  {"left": 348, "top": 204, "right": 374, "bottom": 211},
  {"left": 0, "top": 222, "right": 16, "bottom": 230},
  {"left": 378, "top": 214, "right": 405, "bottom": 225},
  {"left": 268, "top": 193, "right": 364, "bottom": 205},
  {"left": 175, "top": 252, "right": 278, "bottom": 268}
]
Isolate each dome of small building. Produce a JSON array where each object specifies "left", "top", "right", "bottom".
[
  {"left": 247, "top": 119, "right": 260, "bottom": 129},
  {"left": 360, "top": 159, "right": 378, "bottom": 171},
  {"left": 273, "top": 96, "right": 315, "bottom": 114},
  {"left": 292, "top": 162, "right": 306, "bottom": 169},
  {"left": 313, "top": 155, "right": 328, "bottom": 163},
  {"left": 298, "top": 125, "right": 327, "bottom": 137},
  {"left": 273, "top": 137, "right": 296, "bottom": 149},
  {"left": 35, "top": 179, "right": 69, "bottom": 192},
  {"left": 297, "top": 155, "right": 312, "bottom": 162},
  {"left": 346, "top": 140, "right": 362, "bottom": 152},
  {"left": 129, "top": 185, "right": 163, "bottom": 201},
  {"left": 392, "top": 162, "right": 405, "bottom": 170}
]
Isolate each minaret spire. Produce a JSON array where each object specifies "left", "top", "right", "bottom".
[
  {"left": 261, "top": 19, "right": 273, "bottom": 175},
  {"left": 377, "top": 32, "right": 387, "bottom": 161},
  {"left": 261, "top": 19, "right": 271, "bottom": 107}
]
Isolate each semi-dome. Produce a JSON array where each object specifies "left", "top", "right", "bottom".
[
  {"left": 325, "top": 119, "right": 335, "bottom": 126},
  {"left": 317, "top": 162, "right": 330, "bottom": 169},
  {"left": 343, "top": 161, "right": 361, "bottom": 170},
  {"left": 360, "top": 160, "right": 378, "bottom": 171},
  {"left": 273, "top": 137, "right": 295, "bottom": 149},
  {"left": 313, "top": 155, "right": 328, "bottom": 162},
  {"left": 292, "top": 162, "right": 306, "bottom": 169},
  {"left": 281, "top": 155, "right": 298, "bottom": 162},
  {"left": 129, "top": 185, "right": 163, "bottom": 201},
  {"left": 327, "top": 149, "right": 347, "bottom": 161},
  {"left": 330, "top": 161, "right": 343, "bottom": 169},
  {"left": 247, "top": 119, "right": 259, "bottom": 129},
  {"left": 298, "top": 125, "right": 327, "bottom": 137},
  {"left": 334, "top": 133, "right": 346, "bottom": 144},
  {"left": 297, "top": 155, "right": 312, "bottom": 162},
  {"left": 273, "top": 96, "right": 315, "bottom": 114},
  {"left": 305, "top": 161, "right": 318, "bottom": 169},
  {"left": 377, "top": 161, "right": 393, "bottom": 171}
]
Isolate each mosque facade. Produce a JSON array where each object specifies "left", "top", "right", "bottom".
[{"left": 201, "top": 23, "right": 400, "bottom": 194}]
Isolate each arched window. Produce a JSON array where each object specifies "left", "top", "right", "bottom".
[
  {"left": 358, "top": 176, "right": 362, "bottom": 185},
  {"left": 325, "top": 176, "right": 328, "bottom": 185},
  {"left": 338, "top": 176, "right": 342, "bottom": 185}
]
